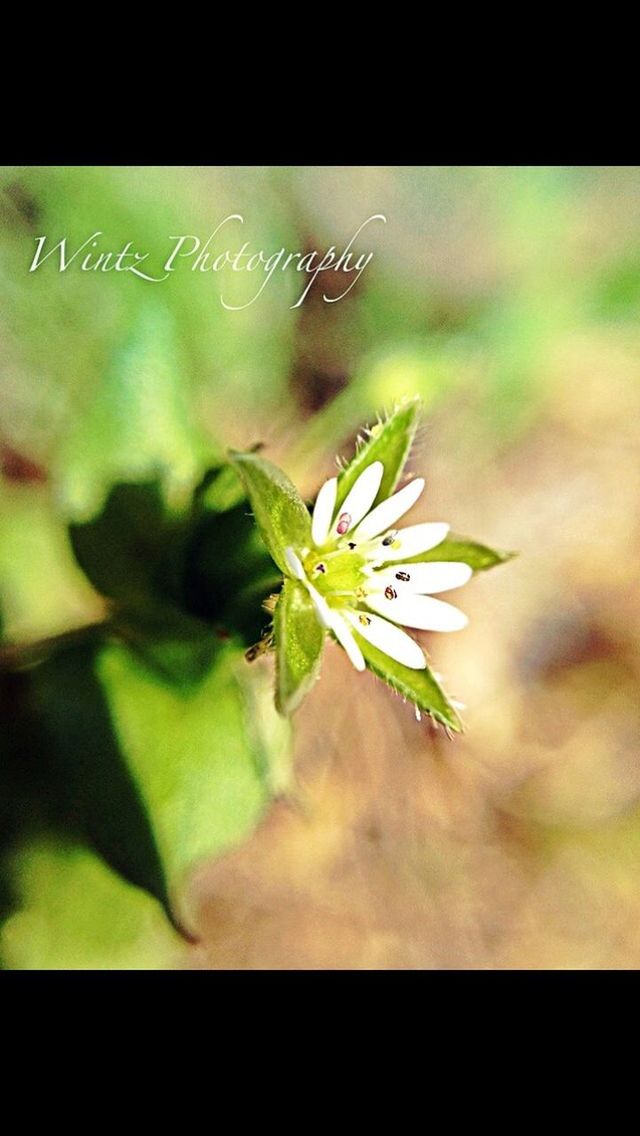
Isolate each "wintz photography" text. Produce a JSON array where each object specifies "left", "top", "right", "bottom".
[{"left": 28, "top": 214, "right": 387, "bottom": 310}]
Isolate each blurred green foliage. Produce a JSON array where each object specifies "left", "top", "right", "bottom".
[
  {"left": 2, "top": 165, "right": 640, "bottom": 968},
  {"left": 0, "top": 468, "right": 288, "bottom": 966}
]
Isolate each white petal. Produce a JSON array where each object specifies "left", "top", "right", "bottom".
[
  {"left": 311, "top": 476, "right": 338, "bottom": 547},
  {"left": 305, "top": 579, "right": 334, "bottom": 630},
  {"left": 344, "top": 610, "right": 426, "bottom": 670},
  {"left": 327, "top": 610, "right": 366, "bottom": 671},
  {"left": 335, "top": 461, "right": 384, "bottom": 534},
  {"left": 353, "top": 478, "right": 425, "bottom": 541},
  {"left": 284, "top": 547, "right": 306, "bottom": 581},
  {"left": 371, "top": 561, "right": 473, "bottom": 594},
  {"left": 365, "top": 592, "right": 468, "bottom": 632},
  {"left": 369, "top": 522, "right": 450, "bottom": 561}
]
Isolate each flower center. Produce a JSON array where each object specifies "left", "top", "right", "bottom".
[{"left": 303, "top": 546, "right": 367, "bottom": 604}]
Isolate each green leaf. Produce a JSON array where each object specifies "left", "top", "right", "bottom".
[
  {"left": 69, "top": 478, "right": 282, "bottom": 677},
  {"left": 69, "top": 480, "right": 222, "bottom": 685},
  {"left": 228, "top": 450, "right": 311, "bottom": 575},
  {"left": 274, "top": 579, "right": 325, "bottom": 716},
  {"left": 97, "top": 641, "right": 270, "bottom": 888},
  {"left": 0, "top": 638, "right": 280, "bottom": 967},
  {"left": 335, "top": 397, "right": 422, "bottom": 512},
  {"left": 0, "top": 839, "right": 179, "bottom": 971},
  {"left": 26, "top": 643, "right": 178, "bottom": 929},
  {"left": 352, "top": 631, "right": 462, "bottom": 732},
  {"left": 403, "top": 534, "right": 516, "bottom": 572},
  {"left": 57, "top": 300, "right": 215, "bottom": 521},
  {"left": 0, "top": 484, "right": 103, "bottom": 644},
  {"left": 69, "top": 481, "right": 182, "bottom": 610},
  {"left": 113, "top": 607, "right": 222, "bottom": 688}
]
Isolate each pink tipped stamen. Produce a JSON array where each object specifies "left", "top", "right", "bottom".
[{"left": 336, "top": 512, "right": 352, "bottom": 535}]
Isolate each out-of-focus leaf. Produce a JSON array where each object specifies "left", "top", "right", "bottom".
[
  {"left": 0, "top": 644, "right": 181, "bottom": 956},
  {"left": 335, "top": 397, "right": 421, "bottom": 512},
  {"left": 114, "top": 607, "right": 221, "bottom": 688},
  {"left": 0, "top": 485, "right": 103, "bottom": 643},
  {"left": 274, "top": 579, "right": 324, "bottom": 716},
  {"left": 69, "top": 478, "right": 280, "bottom": 680},
  {"left": 592, "top": 255, "right": 640, "bottom": 319},
  {"left": 0, "top": 637, "right": 277, "bottom": 967},
  {"left": 228, "top": 450, "right": 311, "bottom": 575},
  {"left": 1, "top": 840, "right": 178, "bottom": 970},
  {"left": 69, "top": 481, "right": 182, "bottom": 609},
  {"left": 58, "top": 301, "right": 215, "bottom": 521},
  {"left": 27, "top": 643, "right": 176, "bottom": 927},
  {"left": 97, "top": 641, "right": 270, "bottom": 897},
  {"left": 353, "top": 631, "right": 462, "bottom": 732},
  {"left": 403, "top": 535, "right": 516, "bottom": 573},
  {"left": 69, "top": 480, "right": 220, "bottom": 685}
]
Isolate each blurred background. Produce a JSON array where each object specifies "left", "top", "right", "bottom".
[{"left": 1, "top": 166, "right": 639, "bottom": 968}]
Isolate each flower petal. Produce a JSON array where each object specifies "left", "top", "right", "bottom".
[
  {"left": 305, "top": 579, "right": 333, "bottom": 629},
  {"left": 371, "top": 561, "right": 473, "bottom": 594},
  {"left": 353, "top": 478, "right": 425, "bottom": 541},
  {"left": 364, "top": 592, "right": 468, "bottom": 631},
  {"left": 344, "top": 610, "right": 426, "bottom": 670},
  {"left": 336, "top": 461, "right": 384, "bottom": 535},
  {"left": 327, "top": 610, "right": 366, "bottom": 671},
  {"left": 311, "top": 476, "right": 338, "bottom": 547},
  {"left": 367, "top": 522, "right": 450, "bottom": 561},
  {"left": 284, "top": 547, "right": 306, "bottom": 581}
]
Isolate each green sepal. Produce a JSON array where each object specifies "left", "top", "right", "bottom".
[
  {"left": 228, "top": 450, "right": 312, "bottom": 575},
  {"left": 402, "top": 535, "right": 516, "bottom": 572},
  {"left": 274, "top": 579, "right": 325, "bottom": 716},
  {"left": 353, "top": 631, "right": 462, "bottom": 732},
  {"left": 335, "top": 397, "right": 422, "bottom": 513}
]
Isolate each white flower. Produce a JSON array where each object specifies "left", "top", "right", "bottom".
[{"left": 285, "top": 460, "right": 472, "bottom": 673}]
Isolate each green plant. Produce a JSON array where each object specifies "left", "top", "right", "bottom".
[{"left": 0, "top": 398, "right": 510, "bottom": 967}]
